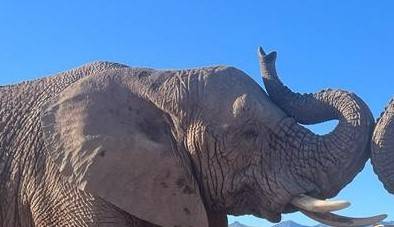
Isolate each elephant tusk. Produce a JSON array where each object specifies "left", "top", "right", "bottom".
[
  {"left": 300, "top": 209, "right": 387, "bottom": 227},
  {"left": 290, "top": 194, "right": 350, "bottom": 213}
]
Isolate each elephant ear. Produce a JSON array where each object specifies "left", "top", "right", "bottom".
[{"left": 41, "top": 73, "right": 208, "bottom": 227}]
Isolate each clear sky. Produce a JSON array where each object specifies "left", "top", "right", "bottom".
[{"left": 1, "top": 1, "right": 393, "bottom": 226}]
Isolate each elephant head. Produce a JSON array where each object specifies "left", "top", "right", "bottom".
[
  {"left": 372, "top": 98, "right": 394, "bottom": 193},
  {"left": 39, "top": 47, "right": 384, "bottom": 227}
]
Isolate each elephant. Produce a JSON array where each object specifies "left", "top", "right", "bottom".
[
  {"left": 372, "top": 98, "right": 394, "bottom": 193},
  {"left": 0, "top": 46, "right": 386, "bottom": 227}
]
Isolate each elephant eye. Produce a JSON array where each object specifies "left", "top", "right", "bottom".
[{"left": 242, "top": 128, "right": 259, "bottom": 140}]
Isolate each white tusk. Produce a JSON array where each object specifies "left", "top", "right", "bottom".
[
  {"left": 291, "top": 194, "right": 350, "bottom": 213},
  {"left": 300, "top": 209, "right": 387, "bottom": 227}
]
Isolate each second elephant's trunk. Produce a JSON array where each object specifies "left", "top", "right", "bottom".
[
  {"left": 371, "top": 99, "right": 394, "bottom": 194},
  {"left": 258, "top": 47, "right": 374, "bottom": 198}
]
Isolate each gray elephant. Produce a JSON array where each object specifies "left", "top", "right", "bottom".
[
  {"left": 372, "top": 99, "right": 394, "bottom": 193},
  {"left": 0, "top": 47, "right": 385, "bottom": 227}
]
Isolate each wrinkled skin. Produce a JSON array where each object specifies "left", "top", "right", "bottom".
[
  {"left": 0, "top": 49, "right": 374, "bottom": 227},
  {"left": 372, "top": 98, "right": 394, "bottom": 193}
]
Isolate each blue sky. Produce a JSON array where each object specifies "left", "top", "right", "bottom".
[{"left": 1, "top": 0, "right": 393, "bottom": 226}]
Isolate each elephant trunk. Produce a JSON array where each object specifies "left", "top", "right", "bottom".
[
  {"left": 371, "top": 99, "right": 394, "bottom": 194},
  {"left": 258, "top": 48, "right": 374, "bottom": 198}
]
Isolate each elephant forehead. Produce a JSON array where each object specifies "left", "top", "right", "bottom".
[{"left": 189, "top": 66, "right": 287, "bottom": 128}]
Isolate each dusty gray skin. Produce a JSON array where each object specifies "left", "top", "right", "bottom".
[
  {"left": 0, "top": 48, "right": 375, "bottom": 227},
  {"left": 372, "top": 98, "right": 394, "bottom": 193}
]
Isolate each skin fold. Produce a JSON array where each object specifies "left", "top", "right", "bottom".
[{"left": 0, "top": 49, "right": 374, "bottom": 227}]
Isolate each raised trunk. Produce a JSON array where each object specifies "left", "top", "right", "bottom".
[
  {"left": 371, "top": 99, "right": 394, "bottom": 193},
  {"left": 258, "top": 48, "right": 374, "bottom": 197}
]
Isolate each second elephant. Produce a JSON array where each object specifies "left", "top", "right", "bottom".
[{"left": 372, "top": 98, "right": 394, "bottom": 193}]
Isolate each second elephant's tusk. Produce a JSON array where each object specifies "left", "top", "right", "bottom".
[
  {"left": 290, "top": 194, "right": 350, "bottom": 213},
  {"left": 300, "top": 209, "right": 387, "bottom": 227}
]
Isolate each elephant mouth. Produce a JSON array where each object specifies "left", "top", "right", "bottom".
[{"left": 285, "top": 194, "right": 387, "bottom": 227}]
